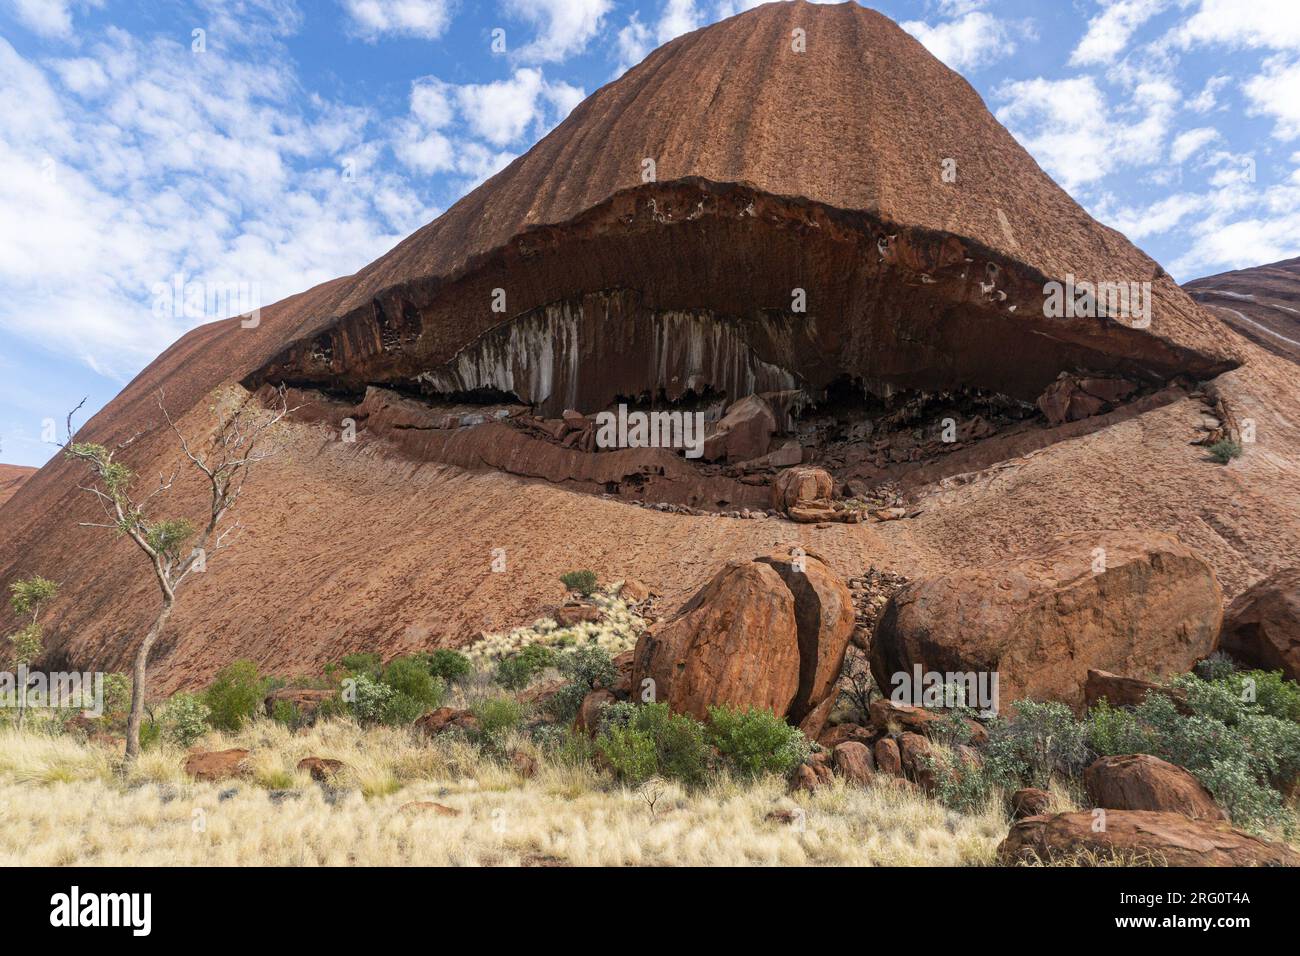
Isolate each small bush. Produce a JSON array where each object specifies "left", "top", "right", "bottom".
[
  {"left": 161, "top": 693, "right": 209, "bottom": 748},
  {"left": 596, "top": 702, "right": 712, "bottom": 787},
  {"left": 494, "top": 644, "right": 557, "bottom": 690},
  {"left": 349, "top": 673, "right": 395, "bottom": 725},
  {"left": 1086, "top": 699, "right": 1152, "bottom": 756},
  {"left": 1209, "top": 439, "right": 1242, "bottom": 464},
  {"left": 706, "top": 706, "right": 810, "bottom": 778},
  {"left": 598, "top": 725, "right": 658, "bottom": 785},
  {"left": 427, "top": 649, "right": 472, "bottom": 685},
  {"left": 1196, "top": 652, "right": 1237, "bottom": 682},
  {"left": 560, "top": 569, "right": 598, "bottom": 597},
  {"left": 472, "top": 696, "right": 525, "bottom": 750},
  {"left": 340, "top": 652, "right": 382, "bottom": 678},
  {"left": 382, "top": 656, "right": 445, "bottom": 710},
  {"left": 982, "top": 699, "right": 1091, "bottom": 789},
  {"left": 545, "top": 645, "right": 618, "bottom": 722},
  {"left": 202, "top": 661, "right": 266, "bottom": 733}
]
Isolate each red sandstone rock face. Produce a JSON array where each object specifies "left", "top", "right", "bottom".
[
  {"left": 870, "top": 532, "right": 1223, "bottom": 713},
  {"left": 2, "top": 2, "right": 1295, "bottom": 697},
  {"left": 998, "top": 810, "right": 1300, "bottom": 867},
  {"left": 0, "top": 464, "right": 34, "bottom": 509},
  {"left": 1084, "top": 754, "right": 1225, "bottom": 822},
  {"left": 1219, "top": 566, "right": 1300, "bottom": 682},
  {"left": 1186, "top": 255, "right": 1300, "bottom": 365},
  {"left": 703, "top": 395, "right": 777, "bottom": 463}
]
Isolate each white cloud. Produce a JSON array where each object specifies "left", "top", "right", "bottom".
[
  {"left": 1187, "top": 74, "right": 1230, "bottom": 112},
  {"left": 5, "top": 0, "right": 103, "bottom": 38},
  {"left": 1170, "top": 126, "right": 1220, "bottom": 162},
  {"left": 1244, "top": 55, "right": 1300, "bottom": 139},
  {"left": 505, "top": 0, "right": 612, "bottom": 63},
  {"left": 901, "top": 10, "right": 1016, "bottom": 73},
  {"left": 0, "top": 29, "right": 437, "bottom": 379},
  {"left": 394, "top": 68, "right": 583, "bottom": 184},
  {"left": 1174, "top": 0, "right": 1300, "bottom": 51},
  {"left": 995, "top": 75, "right": 1177, "bottom": 192},
  {"left": 341, "top": 0, "right": 453, "bottom": 41},
  {"left": 1071, "top": 0, "right": 1171, "bottom": 66}
]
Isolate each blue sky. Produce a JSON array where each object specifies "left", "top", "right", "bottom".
[{"left": 1, "top": 0, "right": 1298, "bottom": 468}]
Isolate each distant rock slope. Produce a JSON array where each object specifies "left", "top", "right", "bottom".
[
  {"left": 0, "top": 465, "right": 35, "bottom": 508},
  {"left": 1185, "top": 256, "right": 1300, "bottom": 364}
]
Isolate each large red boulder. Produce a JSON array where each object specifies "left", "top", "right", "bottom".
[
  {"left": 756, "top": 547, "right": 855, "bottom": 726},
  {"left": 1084, "top": 754, "right": 1225, "bottom": 821},
  {"left": 631, "top": 548, "right": 853, "bottom": 728},
  {"left": 871, "top": 532, "right": 1222, "bottom": 713},
  {"left": 702, "top": 394, "right": 776, "bottom": 463},
  {"left": 632, "top": 560, "right": 801, "bottom": 721},
  {"left": 998, "top": 810, "right": 1300, "bottom": 866},
  {"left": 1219, "top": 567, "right": 1300, "bottom": 682}
]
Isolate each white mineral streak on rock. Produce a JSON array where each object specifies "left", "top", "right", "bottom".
[{"left": 421, "top": 294, "right": 800, "bottom": 414}]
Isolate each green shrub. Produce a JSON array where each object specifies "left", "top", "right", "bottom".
[
  {"left": 202, "top": 660, "right": 267, "bottom": 732},
  {"left": 382, "top": 656, "right": 445, "bottom": 709},
  {"left": 1209, "top": 439, "right": 1242, "bottom": 464},
  {"left": 981, "top": 699, "right": 1091, "bottom": 790},
  {"left": 1196, "top": 652, "right": 1237, "bottom": 682},
  {"left": 598, "top": 724, "right": 659, "bottom": 785},
  {"left": 559, "top": 569, "right": 598, "bottom": 597},
  {"left": 494, "top": 644, "right": 557, "bottom": 690},
  {"left": 379, "top": 691, "right": 426, "bottom": 727},
  {"left": 427, "top": 649, "right": 472, "bottom": 684},
  {"left": 161, "top": 693, "right": 209, "bottom": 748},
  {"left": 472, "top": 696, "right": 525, "bottom": 748},
  {"left": 349, "top": 673, "right": 395, "bottom": 725},
  {"left": 1086, "top": 699, "right": 1152, "bottom": 756},
  {"left": 706, "top": 706, "right": 810, "bottom": 778},
  {"left": 270, "top": 698, "right": 302, "bottom": 729},
  {"left": 138, "top": 717, "right": 162, "bottom": 751},
  {"left": 545, "top": 645, "right": 618, "bottom": 722},
  {"left": 596, "top": 702, "right": 712, "bottom": 786},
  {"left": 1227, "top": 670, "right": 1300, "bottom": 722},
  {"left": 340, "top": 652, "right": 382, "bottom": 678}
]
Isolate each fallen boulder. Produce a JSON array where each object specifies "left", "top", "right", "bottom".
[
  {"left": 771, "top": 466, "right": 833, "bottom": 515},
  {"left": 998, "top": 810, "right": 1300, "bottom": 866},
  {"left": 297, "top": 757, "right": 346, "bottom": 783},
  {"left": 870, "top": 532, "right": 1223, "bottom": 713},
  {"left": 264, "top": 687, "right": 336, "bottom": 723},
  {"left": 703, "top": 394, "right": 776, "bottom": 463},
  {"left": 1083, "top": 754, "right": 1226, "bottom": 822},
  {"left": 631, "top": 549, "right": 852, "bottom": 727},
  {"left": 756, "top": 547, "right": 855, "bottom": 726},
  {"left": 1219, "top": 566, "right": 1300, "bottom": 682},
  {"left": 832, "top": 741, "right": 875, "bottom": 785},
  {"left": 415, "top": 707, "right": 480, "bottom": 736},
  {"left": 1036, "top": 372, "right": 1136, "bottom": 425},
  {"left": 632, "top": 559, "right": 801, "bottom": 721},
  {"left": 874, "top": 737, "right": 902, "bottom": 776}
]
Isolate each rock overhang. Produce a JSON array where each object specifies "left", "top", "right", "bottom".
[{"left": 246, "top": 179, "right": 1237, "bottom": 420}]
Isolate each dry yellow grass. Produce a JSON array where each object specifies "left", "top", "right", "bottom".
[{"left": 0, "top": 723, "right": 1009, "bottom": 866}]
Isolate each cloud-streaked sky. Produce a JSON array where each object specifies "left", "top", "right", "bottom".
[{"left": 2, "top": 0, "right": 1298, "bottom": 467}]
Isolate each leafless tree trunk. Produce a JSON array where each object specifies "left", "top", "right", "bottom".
[{"left": 64, "top": 387, "right": 293, "bottom": 763}]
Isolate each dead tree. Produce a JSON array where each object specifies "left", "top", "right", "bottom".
[{"left": 63, "top": 387, "right": 292, "bottom": 761}]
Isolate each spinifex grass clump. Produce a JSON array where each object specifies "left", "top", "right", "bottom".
[{"left": 1209, "top": 439, "right": 1243, "bottom": 464}]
